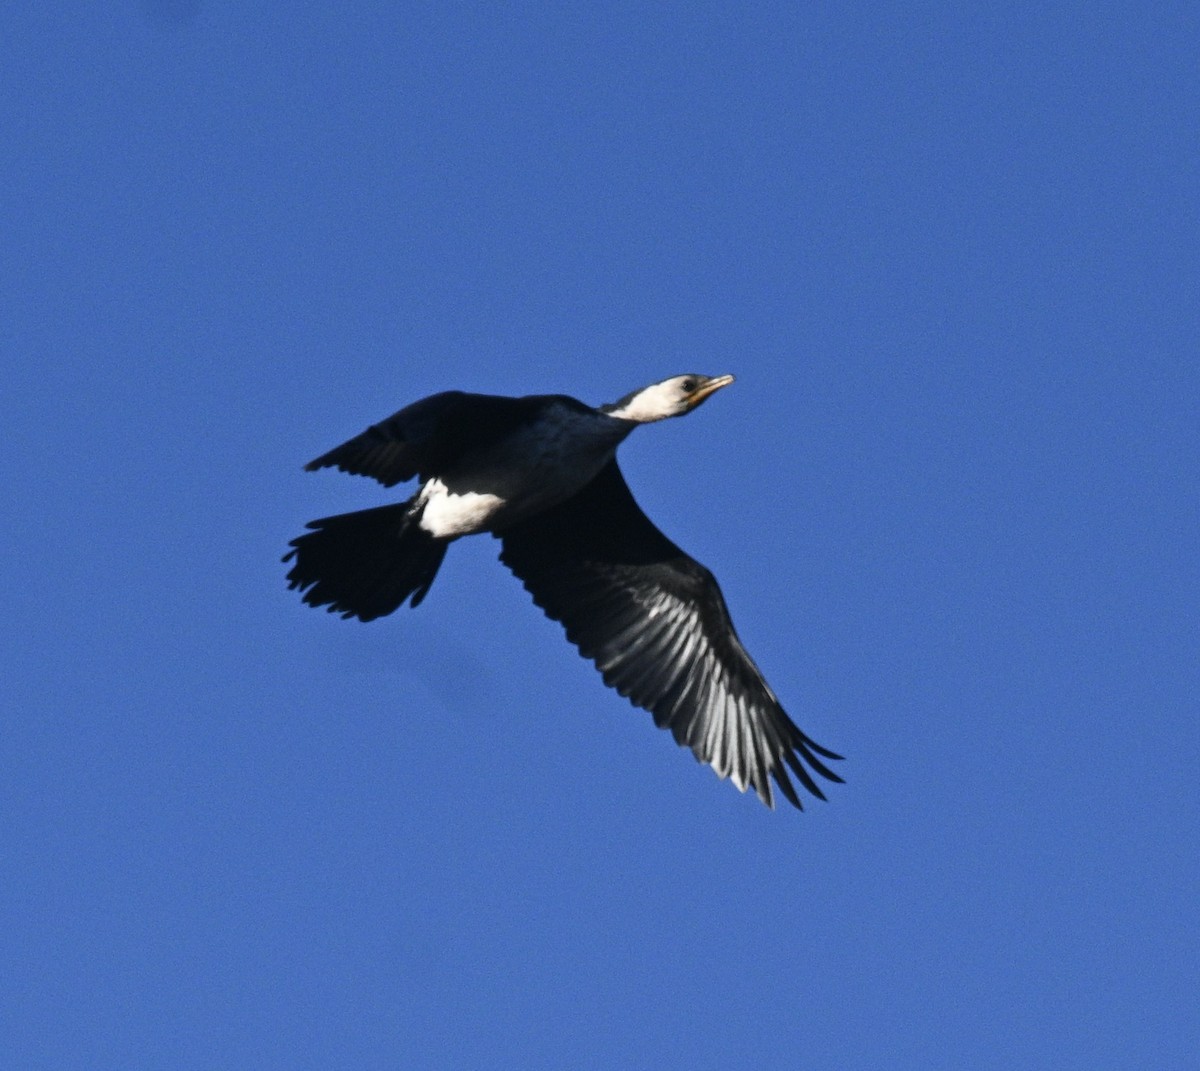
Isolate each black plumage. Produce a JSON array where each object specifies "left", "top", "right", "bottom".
[
  {"left": 284, "top": 375, "right": 843, "bottom": 809},
  {"left": 303, "top": 391, "right": 576, "bottom": 487}
]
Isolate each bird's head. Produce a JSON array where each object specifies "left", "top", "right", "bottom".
[{"left": 603, "top": 373, "right": 735, "bottom": 423}]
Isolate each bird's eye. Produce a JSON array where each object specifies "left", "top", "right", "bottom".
[{"left": 680, "top": 378, "right": 697, "bottom": 393}]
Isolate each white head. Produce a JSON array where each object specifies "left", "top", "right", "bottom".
[{"left": 603, "top": 373, "right": 735, "bottom": 423}]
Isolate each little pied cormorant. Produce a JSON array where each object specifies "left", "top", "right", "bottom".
[{"left": 283, "top": 374, "right": 843, "bottom": 810}]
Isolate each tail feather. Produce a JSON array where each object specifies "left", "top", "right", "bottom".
[{"left": 283, "top": 499, "right": 448, "bottom": 621}]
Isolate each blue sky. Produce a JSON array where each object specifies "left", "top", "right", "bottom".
[{"left": 3, "top": 3, "right": 1197, "bottom": 1067}]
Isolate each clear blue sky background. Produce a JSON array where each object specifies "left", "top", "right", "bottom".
[{"left": 4, "top": 3, "right": 1197, "bottom": 1068}]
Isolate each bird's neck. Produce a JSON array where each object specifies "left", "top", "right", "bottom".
[{"left": 600, "top": 391, "right": 670, "bottom": 424}]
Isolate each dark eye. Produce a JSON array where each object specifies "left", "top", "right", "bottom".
[{"left": 680, "top": 378, "right": 697, "bottom": 393}]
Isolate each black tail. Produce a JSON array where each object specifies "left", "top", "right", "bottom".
[{"left": 283, "top": 499, "right": 448, "bottom": 621}]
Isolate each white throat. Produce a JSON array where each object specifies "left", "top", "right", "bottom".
[{"left": 604, "top": 382, "right": 679, "bottom": 423}]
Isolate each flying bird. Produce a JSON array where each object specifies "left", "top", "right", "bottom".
[{"left": 283, "top": 374, "right": 842, "bottom": 809}]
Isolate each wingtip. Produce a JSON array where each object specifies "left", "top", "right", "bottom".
[
  {"left": 808, "top": 740, "right": 845, "bottom": 762},
  {"left": 770, "top": 766, "right": 805, "bottom": 811}
]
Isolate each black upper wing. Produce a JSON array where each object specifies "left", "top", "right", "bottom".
[
  {"left": 305, "top": 391, "right": 560, "bottom": 486},
  {"left": 497, "top": 460, "right": 842, "bottom": 809}
]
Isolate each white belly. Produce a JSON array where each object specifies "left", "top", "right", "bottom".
[{"left": 417, "top": 479, "right": 505, "bottom": 538}]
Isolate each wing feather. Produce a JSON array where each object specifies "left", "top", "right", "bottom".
[
  {"left": 304, "top": 392, "right": 552, "bottom": 487},
  {"left": 498, "top": 460, "right": 842, "bottom": 809}
]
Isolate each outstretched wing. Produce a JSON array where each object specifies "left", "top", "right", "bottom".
[
  {"left": 497, "top": 460, "right": 842, "bottom": 809},
  {"left": 305, "top": 391, "right": 549, "bottom": 487}
]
